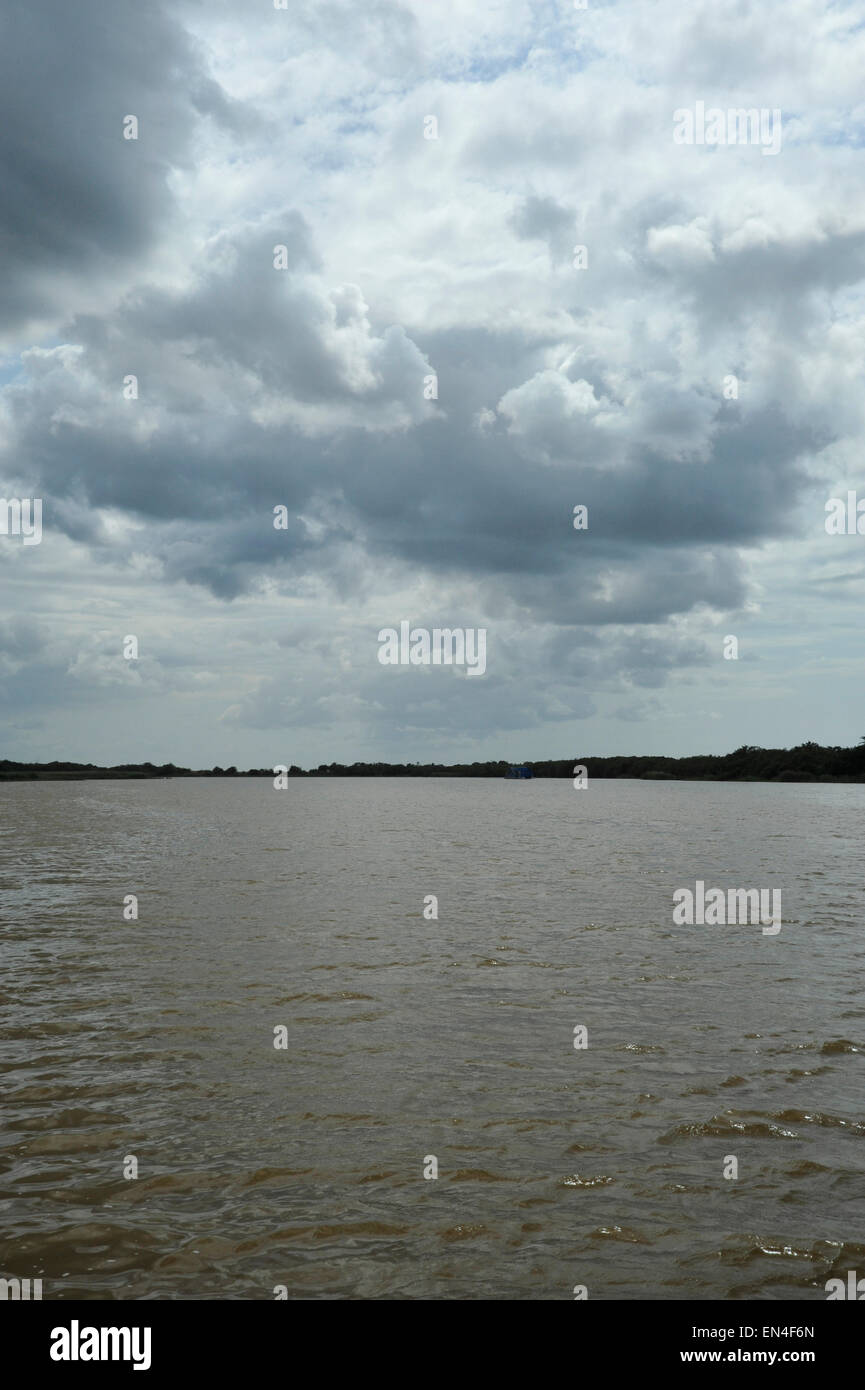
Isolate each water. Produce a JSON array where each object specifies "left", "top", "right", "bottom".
[{"left": 1, "top": 777, "right": 863, "bottom": 1300}]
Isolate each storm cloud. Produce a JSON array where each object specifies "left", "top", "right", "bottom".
[{"left": 1, "top": 0, "right": 864, "bottom": 764}]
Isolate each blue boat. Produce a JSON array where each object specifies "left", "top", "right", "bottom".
[{"left": 505, "top": 765, "right": 533, "bottom": 779}]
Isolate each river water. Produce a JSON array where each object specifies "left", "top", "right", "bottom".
[{"left": 1, "top": 777, "right": 863, "bottom": 1300}]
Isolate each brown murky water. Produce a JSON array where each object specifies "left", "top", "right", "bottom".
[{"left": 1, "top": 777, "right": 863, "bottom": 1299}]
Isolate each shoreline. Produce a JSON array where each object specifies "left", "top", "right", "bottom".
[{"left": 4, "top": 769, "right": 865, "bottom": 785}]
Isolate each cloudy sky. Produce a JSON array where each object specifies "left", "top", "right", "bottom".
[{"left": 1, "top": 0, "right": 864, "bottom": 768}]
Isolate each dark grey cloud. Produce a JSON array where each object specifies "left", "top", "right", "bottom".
[
  {"left": 0, "top": 0, "right": 249, "bottom": 328},
  {"left": 0, "top": 295, "right": 829, "bottom": 626},
  {"left": 510, "top": 195, "right": 577, "bottom": 266}
]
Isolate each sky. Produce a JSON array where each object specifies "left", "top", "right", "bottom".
[{"left": 1, "top": 0, "right": 864, "bottom": 768}]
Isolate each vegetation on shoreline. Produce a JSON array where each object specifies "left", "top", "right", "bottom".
[{"left": 3, "top": 742, "right": 865, "bottom": 782}]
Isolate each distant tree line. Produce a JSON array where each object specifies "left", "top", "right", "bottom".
[{"left": 3, "top": 742, "right": 865, "bottom": 781}]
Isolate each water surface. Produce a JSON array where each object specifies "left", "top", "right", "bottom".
[{"left": 1, "top": 777, "right": 863, "bottom": 1299}]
